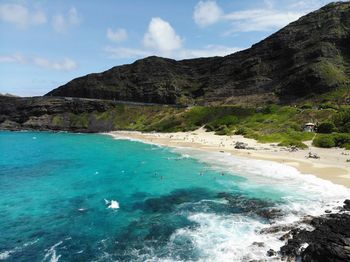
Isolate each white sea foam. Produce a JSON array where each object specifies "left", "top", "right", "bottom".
[
  {"left": 104, "top": 199, "right": 120, "bottom": 209},
  {"left": 42, "top": 241, "right": 62, "bottom": 262},
  {"left": 160, "top": 147, "right": 350, "bottom": 262},
  {"left": 105, "top": 133, "right": 162, "bottom": 147},
  {"left": 101, "top": 136, "right": 349, "bottom": 261},
  {"left": 0, "top": 251, "right": 10, "bottom": 260},
  {"left": 165, "top": 154, "right": 190, "bottom": 161},
  {"left": 0, "top": 239, "right": 39, "bottom": 261},
  {"left": 173, "top": 213, "right": 281, "bottom": 261}
]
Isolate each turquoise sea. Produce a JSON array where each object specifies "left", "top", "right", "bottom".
[{"left": 0, "top": 131, "right": 348, "bottom": 261}]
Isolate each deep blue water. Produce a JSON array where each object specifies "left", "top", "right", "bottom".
[{"left": 0, "top": 131, "right": 348, "bottom": 262}]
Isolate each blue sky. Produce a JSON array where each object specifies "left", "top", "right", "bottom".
[{"left": 0, "top": 0, "right": 339, "bottom": 96}]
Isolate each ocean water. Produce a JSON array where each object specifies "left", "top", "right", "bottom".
[{"left": 0, "top": 131, "right": 349, "bottom": 262}]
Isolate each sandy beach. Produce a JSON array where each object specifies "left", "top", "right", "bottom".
[{"left": 109, "top": 128, "right": 350, "bottom": 188}]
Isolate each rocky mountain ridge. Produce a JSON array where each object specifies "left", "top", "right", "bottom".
[{"left": 46, "top": 2, "right": 350, "bottom": 105}]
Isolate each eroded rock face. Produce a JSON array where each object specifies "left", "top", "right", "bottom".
[
  {"left": 46, "top": 2, "right": 350, "bottom": 105},
  {"left": 280, "top": 200, "right": 350, "bottom": 262},
  {"left": 0, "top": 96, "right": 116, "bottom": 132}
]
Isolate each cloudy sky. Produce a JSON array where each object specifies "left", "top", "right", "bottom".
[{"left": 0, "top": 0, "right": 339, "bottom": 96}]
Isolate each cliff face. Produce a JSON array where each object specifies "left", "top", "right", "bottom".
[
  {"left": 0, "top": 96, "right": 116, "bottom": 132},
  {"left": 0, "top": 96, "right": 184, "bottom": 132},
  {"left": 46, "top": 2, "right": 350, "bottom": 105}
]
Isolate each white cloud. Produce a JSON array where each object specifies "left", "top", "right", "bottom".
[
  {"left": 68, "top": 7, "right": 80, "bottom": 25},
  {"left": 0, "top": 53, "right": 26, "bottom": 63},
  {"left": 52, "top": 14, "right": 65, "bottom": 32},
  {"left": 32, "top": 57, "right": 78, "bottom": 71},
  {"left": 0, "top": 3, "right": 46, "bottom": 29},
  {"left": 177, "top": 45, "right": 242, "bottom": 59},
  {"left": 105, "top": 46, "right": 151, "bottom": 59},
  {"left": 223, "top": 9, "right": 302, "bottom": 33},
  {"left": 193, "top": 1, "right": 223, "bottom": 27},
  {"left": 143, "top": 17, "right": 183, "bottom": 54},
  {"left": 107, "top": 28, "right": 128, "bottom": 42},
  {"left": 105, "top": 16, "right": 242, "bottom": 60},
  {"left": 0, "top": 54, "right": 78, "bottom": 71},
  {"left": 288, "top": 0, "right": 329, "bottom": 10},
  {"left": 105, "top": 44, "right": 242, "bottom": 60},
  {"left": 193, "top": 0, "right": 334, "bottom": 33},
  {"left": 52, "top": 7, "right": 81, "bottom": 33}
]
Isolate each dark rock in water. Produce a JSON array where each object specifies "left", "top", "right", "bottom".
[
  {"left": 260, "top": 224, "right": 296, "bottom": 235},
  {"left": 344, "top": 199, "right": 350, "bottom": 211},
  {"left": 256, "top": 208, "right": 283, "bottom": 220},
  {"left": 267, "top": 249, "right": 277, "bottom": 257},
  {"left": 135, "top": 188, "right": 214, "bottom": 213},
  {"left": 217, "top": 192, "right": 276, "bottom": 212},
  {"left": 279, "top": 231, "right": 293, "bottom": 241},
  {"left": 113, "top": 212, "right": 199, "bottom": 261},
  {"left": 252, "top": 242, "right": 265, "bottom": 247},
  {"left": 280, "top": 200, "right": 350, "bottom": 262},
  {"left": 325, "top": 209, "right": 332, "bottom": 213}
]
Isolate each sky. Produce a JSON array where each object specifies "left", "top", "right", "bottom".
[{"left": 0, "top": 0, "right": 341, "bottom": 96}]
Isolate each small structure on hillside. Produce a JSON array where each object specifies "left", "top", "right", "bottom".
[{"left": 303, "top": 122, "right": 316, "bottom": 132}]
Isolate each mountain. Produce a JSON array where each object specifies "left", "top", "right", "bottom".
[
  {"left": 46, "top": 2, "right": 350, "bottom": 105},
  {"left": 0, "top": 93, "right": 20, "bottom": 97}
]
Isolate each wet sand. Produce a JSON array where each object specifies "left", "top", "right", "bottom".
[{"left": 108, "top": 128, "right": 350, "bottom": 188}]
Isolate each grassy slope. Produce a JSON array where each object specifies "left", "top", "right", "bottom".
[{"left": 45, "top": 87, "right": 350, "bottom": 149}]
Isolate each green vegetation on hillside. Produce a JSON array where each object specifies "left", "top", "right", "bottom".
[{"left": 45, "top": 97, "right": 349, "bottom": 149}]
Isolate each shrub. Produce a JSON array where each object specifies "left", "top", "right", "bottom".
[
  {"left": 235, "top": 127, "right": 248, "bottom": 135},
  {"left": 210, "top": 115, "right": 239, "bottom": 128},
  {"left": 301, "top": 103, "right": 313, "bottom": 109},
  {"left": 215, "top": 125, "right": 230, "bottom": 135},
  {"left": 332, "top": 133, "right": 350, "bottom": 147},
  {"left": 278, "top": 139, "right": 308, "bottom": 149},
  {"left": 333, "top": 109, "right": 350, "bottom": 132},
  {"left": 152, "top": 116, "right": 182, "bottom": 132},
  {"left": 52, "top": 115, "right": 64, "bottom": 126},
  {"left": 261, "top": 104, "right": 279, "bottom": 114},
  {"left": 317, "top": 122, "right": 335, "bottom": 133},
  {"left": 204, "top": 124, "right": 214, "bottom": 132},
  {"left": 312, "top": 135, "right": 336, "bottom": 148},
  {"left": 344, "top": 143, "right": 350, "bottom": 150},
  {"left": 319, "top": 103, "right": 337, "bottom": 110},
  {"left": 343, "top": 122, "right": 350, "bottom": 133}
]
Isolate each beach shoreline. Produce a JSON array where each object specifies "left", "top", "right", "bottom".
[{"left": 108, "top": 128, "right": 350, "bottom": 188}]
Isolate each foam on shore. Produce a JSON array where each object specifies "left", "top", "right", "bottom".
[{"left": 105, "top": 134, "right": 350, "bottom": 261}]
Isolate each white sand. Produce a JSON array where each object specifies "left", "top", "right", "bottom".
[{"left": 108, "top": 128, "right": 350, "bottom": 188}]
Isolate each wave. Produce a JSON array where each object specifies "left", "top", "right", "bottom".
[
  {"left": 0, "top": 239, "right": 39, "bottom": 261},
  {"left": 159, "top": 147, "right": 350, "bottom": 261},
  {"left": 104, "top": 132, "right": 162, "bottom": 147},
  {"left": 42, "top": 241, "right": 63, "bottom": 262},
  {"left": 98, "top": 135, "right": 349, "bottom": 261}
]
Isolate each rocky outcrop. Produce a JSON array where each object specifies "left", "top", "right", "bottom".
[
  {"left": 0, "top": 96, "right": 116, "bottom": 132},
  {"left": 280, "top": 200, "right": 350, "bottom": 262},
  {"left": 0, "top": 96, "right": 185, "bottom": 132},
  {"left": 47, "top": 2, "right": 350, "bottom": 105}
]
